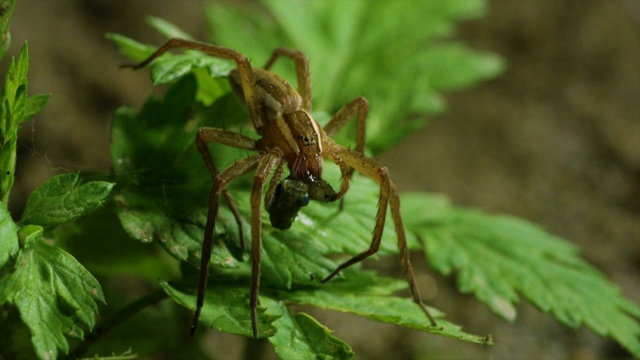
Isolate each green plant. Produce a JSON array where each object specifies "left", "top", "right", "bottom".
[
  {"left": 1, "top": 1, "right": 639, "bottom": 359},
  {"left": 0, "top": 44, "right": 113, "bottom": 359}
]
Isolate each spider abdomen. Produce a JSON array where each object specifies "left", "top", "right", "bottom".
[{"left": 229, "top": 68, "right": 302, "bottom": 123}]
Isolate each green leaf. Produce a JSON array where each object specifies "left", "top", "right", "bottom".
[
  {"left": 160, "top": 281, "right": 278, "bottom": 338},
  {"left": 109, "top": 12, "right": 640, "bottom": 356},
  {"left": 109, "top": 74, "right": 335, "bottom": 283},
  {"left": 18, "top": 173, "right": 114, "bottom": 227},
  {"left": 115, "top": 190, "right": 240, "bottom": 269},
  {"left": 148, "top": 52, "right": 234, "bottom": 85},
  {"left": 2, "top": 42, "right": 29, "bottom": 132},
  {"left": 0, "top": 202, "right": 18, "bottom": 269},
  {"left": 267, "top": 300, "right": 354, "bottom": 360},
  {"left": 206, "top": 0, "right": 505, "bottom": 154},
  {"left": 23, "top": 92, "right": 50, "bottom": 121},
  {"left": 112, "top": 1, "right": 504, "bottom": 153},
  {"left": 1, "top": 42, "right": 49, "bottom": 204},
  {"left": 403, "top": 192, "right": 640, "bottom": 356},
  {"left": 100, "top": 7, "right": 640, "bottom": 359},
  {"left": 53, "top": 208, "right": 175, "bottom": 281},
  {"left": 274, "top": 270, "right": 490, "bottom": 345},
  {"left": 110, "top": 75, "right": 242, "bottom": 267},
  {"left": 105, "top": 33, "right": 156, "bottom": 62},
  {"left": 108, "top": 38, "right": 489, "bottom": 347},
  {"left": 0, "top": 226, "right": 104, "bottom": 360},
  {"left": 107, "top": 29, "right": 234, "bottom": 86},
  {"left": 254, "top": 166, "right": 416, "bottom": 290},
  {"left": 146, "top": 16, "right": 195, "bottom": 40}
]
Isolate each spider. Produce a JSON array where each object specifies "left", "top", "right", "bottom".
[{"left": 124, "top": 38, "right": 437, "bottom": 338}]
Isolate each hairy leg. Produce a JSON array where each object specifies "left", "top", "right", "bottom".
[
  {"left": 323, "top": 96, "right": 368, "bottom": 156},
  {"left": 122, "top": 38, "right": 265, "bottom": 129},
  {"left": 196, "top": 128, "right": 258, "bottom": 252},
  {"left": 320, "top": 147, "right": 390, "bottom": 282},
  {"left": 249, "top": 150, "right": 283, "bottom": 338},
  {"left": 264, "top": 161, "right": 285, "bottom": 210},
  {"left": 389, "top": 183, "right": 437, "bottom": 326},
  {"left": 322, "top": 97, "right": 369, "bottom": 206},
  {"left": 190, "top": 155, "right": 261, "bottom": 336},
  {"left": 321, "top": 144, "right": 437, "bottom": 327}
]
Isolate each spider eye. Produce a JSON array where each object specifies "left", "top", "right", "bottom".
[{"left": 297, "top": 133, "right": 316, "bottom": 147}]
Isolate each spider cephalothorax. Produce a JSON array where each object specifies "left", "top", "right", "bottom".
[{"left": 124, "top": 38, "right": 437, "bottom": 338}]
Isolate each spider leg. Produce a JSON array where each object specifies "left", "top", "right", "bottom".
[
  {"left": 250, "top": 151, "right": 283, "bottom": 338},
  {"left": 197, "top": 128, "right": 258, "bottom": 252},
  {"left": 320, "top": 147, "right": 389, "bottom": 281},
  {"left": 329, "top": 153, "right": 351, "bottom": 201},
  {"left": 321, "top": 145, "right": 437, "bottom": 327},
  {"left": 389, "top": 182, "right": 437, "bottom": 326},
  {"left": 322, "top": 97, "right": 369, "bottom": 207},
  {"left": 323, "top": 96, "right": 368, "bottom": 156},
  {"left": 191, "top": 154, "right": 262, "bottom": 336},
  {"left": 264, "top": 161, "right": 285, "bottom": 210},
  {"left": 122, "top": 38, "right": 265, "bottom": 129},
  {"left": 264, "top": 48, "right": 312, "bottom": 112}
]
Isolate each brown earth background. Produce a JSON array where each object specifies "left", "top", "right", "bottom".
[{"left": 5, "top": 1, "right": 639, "bottom": 359}]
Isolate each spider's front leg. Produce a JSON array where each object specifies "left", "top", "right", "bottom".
[
  {"left": 320, "top": 147, "right": 390, "bottom": 279},
  {"left": 321, "top": 145, "right": 438, "bottom": 327},
  {"left": 321, "top": 97, "right": 369, "bottom": 202},
  {"left": 323, "top": 96, "right": 368, "bottom": 155},
  {"left": 121, "top": 38, "right": 266, "bottom": 129}
]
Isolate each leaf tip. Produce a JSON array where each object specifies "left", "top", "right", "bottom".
[{"left": 491, "top": 296, "right": 517, "bottom": 322}]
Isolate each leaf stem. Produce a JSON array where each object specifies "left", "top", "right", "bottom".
[{"left": 65, "top": 288, "right": 169, "bottom": 360}]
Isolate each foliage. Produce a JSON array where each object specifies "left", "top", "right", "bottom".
[
  {"left": 405, "top": 194, "right": 640, "bottom": 356},
  {"left": 104, "top": 73, "right": 489, "bottom": 357},
  {"left": 205, "top": 0, "right": 504, "bottom": 154},
  {"left": 104, "top": 1, "right": 639, "bottom": 357},
  {"left": 0, "top": 44, "right": 113, "bottom": 359},
  {"left": 0, "top": 43, "right": 49, "bottom": 204},
  {"left": 1, "top": 0, "right": 639, "bottom": 359}
]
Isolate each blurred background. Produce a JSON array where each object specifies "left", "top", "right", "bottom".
[{"left": 5, "top": 0, "right": 639, "bottom": 359}]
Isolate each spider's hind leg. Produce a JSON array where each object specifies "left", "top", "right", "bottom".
[{"left": 264, "top": 48, "right": 312, "bottom": 112}]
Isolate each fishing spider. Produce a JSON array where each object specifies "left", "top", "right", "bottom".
[{"left": 124, "top": 38, "right": 437, "bottom": 337}]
